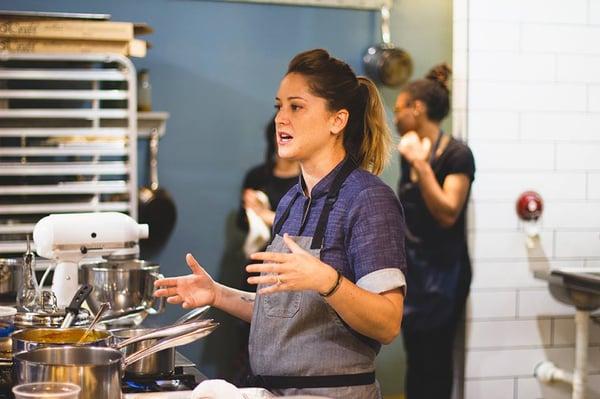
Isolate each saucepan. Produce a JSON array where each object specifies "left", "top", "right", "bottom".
[
  {"left": 363, "top": 5, "right": 413, "bottom": 87},
  {"left": 13, "top": 323, "right": 218, "bottom": 399},
  {"left": 11, "top": 319, "right": 216, "bottom": 354},
  {"left": 109, "top": 305, "right": 212, "bottom": 376}
]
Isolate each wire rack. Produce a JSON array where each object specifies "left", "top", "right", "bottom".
[{"left": 0, "top": 53, "right": 138, "bottom": 256}]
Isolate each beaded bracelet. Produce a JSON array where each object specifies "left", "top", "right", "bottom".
[{"left": 320, "top": 269, "right": 343, "bottom": 298}]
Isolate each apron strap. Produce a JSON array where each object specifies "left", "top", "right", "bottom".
[
  {"left": 250, "top": 371, "right": 375, "bottom": 389},
  {"left": 270, "top": 191, "right": 300, "bottom": 244},
  {"left": 428, "top": 130, "right": 444, "bottom": 165},
  {"left": 310, "top": 157, "right": 357, "bottom": 249}
]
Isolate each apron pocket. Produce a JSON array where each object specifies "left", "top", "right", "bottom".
[{"left": 263, "top": 291, "right": 302, "bottom": 318}]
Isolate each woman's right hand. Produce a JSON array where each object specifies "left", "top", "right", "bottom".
[{"left": 153, "top": 253, "right": 218, "bottom": 309}]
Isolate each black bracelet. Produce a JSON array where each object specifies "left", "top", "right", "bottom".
[{"left": 320, "top": 269, "right": 343, "bottom": 298}]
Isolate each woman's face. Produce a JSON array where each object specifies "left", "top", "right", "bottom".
[
  {"left": 394, "top": 91, "right": 417, "bottom": 136},
  {"left": 274, "top": 73, "right": 338, "bottom": 163}
]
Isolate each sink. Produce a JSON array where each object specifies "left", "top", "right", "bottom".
[{"left": 538, "top": 268, "right": 600, "bottom": 311}]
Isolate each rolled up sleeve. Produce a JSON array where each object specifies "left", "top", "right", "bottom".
[{"left": 345, "top": 185, "right": 407, "bottom": 294}]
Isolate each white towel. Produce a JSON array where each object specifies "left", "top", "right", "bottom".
[
  {"left": 191, "top": 379, "right": 245, "bottom": 399},
  {"left": 243, "top": 191, "right": 271, "bottom": 258}
]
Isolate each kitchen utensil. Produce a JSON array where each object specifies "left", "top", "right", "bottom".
[
  {"left": 60, "top": 284, "right": 93, "bottom": 329},
  {"left": 114, "top": 319, "right": 217, "bottom": 348},
  {"left": 12, "top": 319, "right": 216, "bottom": 354},
  {"left": 113, "top": 327, "right": 175, "bottom": 376},
  {"left": 33, "top": 212, "right": 148, "bottom": 309},
  {"left": 138, "top": 128, "right": 177, "bottom": 256},
  {"left": 14, "top": 324, "right": 218, "bottom": 399},
  {"left": 76, "top": 302, "right": 110, "bottom": 345},
  {"left": 17, "top": 237, "right": 39, "bottom": 312},
  {"left": 12, "top": 382, "right": 81, "bottom": 399},
  {"left": 0, "top": 258, "right": 22, "bottom": 301},
  {"left": 80, "top": 259, "right": 165, "bottom": 324},
  {"left": 112, "top": 318, "right": 217, "bottom": 376},
  {"left": 363, "top": 5, "right": 413, "bottom": 87}
]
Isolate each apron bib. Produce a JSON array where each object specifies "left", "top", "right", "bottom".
[{"left": 248, "top": 158, "right": 381, "bottom": 398}]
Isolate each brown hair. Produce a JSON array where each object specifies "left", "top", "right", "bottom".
[
  {"left": 403, "top": 63, "right": 451, "bottom": 123},
  {"left": 287, "top": 49, "right": 391, "bottom": 175}
]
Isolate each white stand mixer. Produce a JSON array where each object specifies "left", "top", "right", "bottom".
[{"left": 33, "top": 212, "right": 149, "bottom": 308}]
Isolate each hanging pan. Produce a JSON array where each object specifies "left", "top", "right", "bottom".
[
  {"left": 138, "top": 128, "right": 177, "bottom": 256},
  {"left": 363, "top": 5, "right": 413, "bottom": 87}
]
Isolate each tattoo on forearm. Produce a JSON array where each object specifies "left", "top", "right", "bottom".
[{"left": 240, "top": 295, "right": 255, "bottom": 303}]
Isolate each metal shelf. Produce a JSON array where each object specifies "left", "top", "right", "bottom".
[
  {"left": 1, "top": 181, "right": 128, "bottom": 195},
  {"left": 0, "top": 68, "right": 127, "bottom": 81},
  {"left": 0, "top": 201, "right": 130, "bottom": 215},
  {"left": 0, "top": 89, "right": 128, "bottom": 100},
  {"left": 0, "top": 53, "right": 138, "bottom": 256},
  {"left": 0, "top": 162, "right": 129, "bottom": 176}
]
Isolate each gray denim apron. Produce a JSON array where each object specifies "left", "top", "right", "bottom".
[{"left": 248, "top": 158, "right": 382, "bottom": 398}]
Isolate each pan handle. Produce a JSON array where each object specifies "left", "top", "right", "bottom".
[
  {"left": 147, "top": 272, "right": 165, "bottom": 314},
  {"left": 115, "top": 319, "right": 216, "bottom": 349},
  {"left": 380, "top": 5, "right": 391, "bottom": 45},
  {"left": 174, "top": 305, "right": 210, "bottom": 325},
  {"left": 123, "top": 323, "right": 219, "bottom": 367},
  {"left": 149, "top": 128, "right": 160, "bottom": 190}
]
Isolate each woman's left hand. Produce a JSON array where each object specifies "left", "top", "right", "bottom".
[{"left": 246, "top": 233, "right": 337, "bottom": 295}]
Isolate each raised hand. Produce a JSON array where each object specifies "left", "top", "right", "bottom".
[
  {"left": 398, "top": 131, "right": 431, "bottom": 165},
  {"left": 246, "top": 233, "right": 338, "bottom": 295},
  {"left": 153, "top": 253, "right": 218, "bottom": 309}
]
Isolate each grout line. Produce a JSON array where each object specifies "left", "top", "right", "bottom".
[{"left": 550, "top": 317, "right": 555, "bottom": 346}]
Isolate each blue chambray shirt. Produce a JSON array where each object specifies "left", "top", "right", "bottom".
[{"left": 274, "top": 160, "right": 407, "bottom": 296}]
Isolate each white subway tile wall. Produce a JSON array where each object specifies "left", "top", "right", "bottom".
[
  {"left": 456, "top": 0, "right": 600, "bottom": 397},
  {"left": 464, "top": 378, "right": 515, "bottom": 399}
]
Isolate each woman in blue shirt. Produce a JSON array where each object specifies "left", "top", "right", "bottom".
[{"left": 154, "top": 49, "right": 406, "bottom": 398}]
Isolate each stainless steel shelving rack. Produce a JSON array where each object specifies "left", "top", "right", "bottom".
[{"left": 0, "top": 53, "right": 138, "bottom": 255}]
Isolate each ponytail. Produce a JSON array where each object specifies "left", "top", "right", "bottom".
[{"left": 356, "top": 77, "right": 391, "bottom": 175}]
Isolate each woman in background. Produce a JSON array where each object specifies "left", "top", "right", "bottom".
[
  {"left": 238, "top": 117, "right": 300, "bottom": 273},
  {"left": 155, "top": 48, "right": 406, "bottom": 398},
  {"left": 394, "top": 64, "right": 475, "bottom": 399}
]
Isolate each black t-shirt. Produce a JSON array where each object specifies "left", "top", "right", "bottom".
[
  {"left": 398, "top": 137, "right": 475, "bottom": 252},
  {"left": 238, "top": 164, "right": 298, "bottom": 231}
]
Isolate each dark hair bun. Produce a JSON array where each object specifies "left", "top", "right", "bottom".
[{"left": 425, "top": 63, "right": 451, "bottom": 91}]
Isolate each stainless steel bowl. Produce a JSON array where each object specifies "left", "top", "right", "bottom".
[
  {"left": 0, "top": 258, "right": 21, "bottom": 301},
  {"left": 80, "top": 260, "right": 165, "bottom": 325}
]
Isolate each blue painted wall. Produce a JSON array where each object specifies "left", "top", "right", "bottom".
[{"left": 1, "top": 0, "right": 451, "bottom": 393}]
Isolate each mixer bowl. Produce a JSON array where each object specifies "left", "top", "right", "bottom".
[{"left": 80, "top": 260, "right": 164, "bottom": 325}]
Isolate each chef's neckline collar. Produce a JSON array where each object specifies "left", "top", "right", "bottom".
[{"left": 296, "top": 158, "right": 348, "bottom": 199}]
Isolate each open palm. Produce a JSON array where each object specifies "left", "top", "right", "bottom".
[{"left": 153, "top": 253, "right": 217, "bottom": 309}]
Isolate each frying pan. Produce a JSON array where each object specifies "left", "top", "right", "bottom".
[
  {"left": 363, "top": 5, "right": 413, "bottom": 87},
  {"left": 138, "top": 128, "right": 177, "bottom": 256}
]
